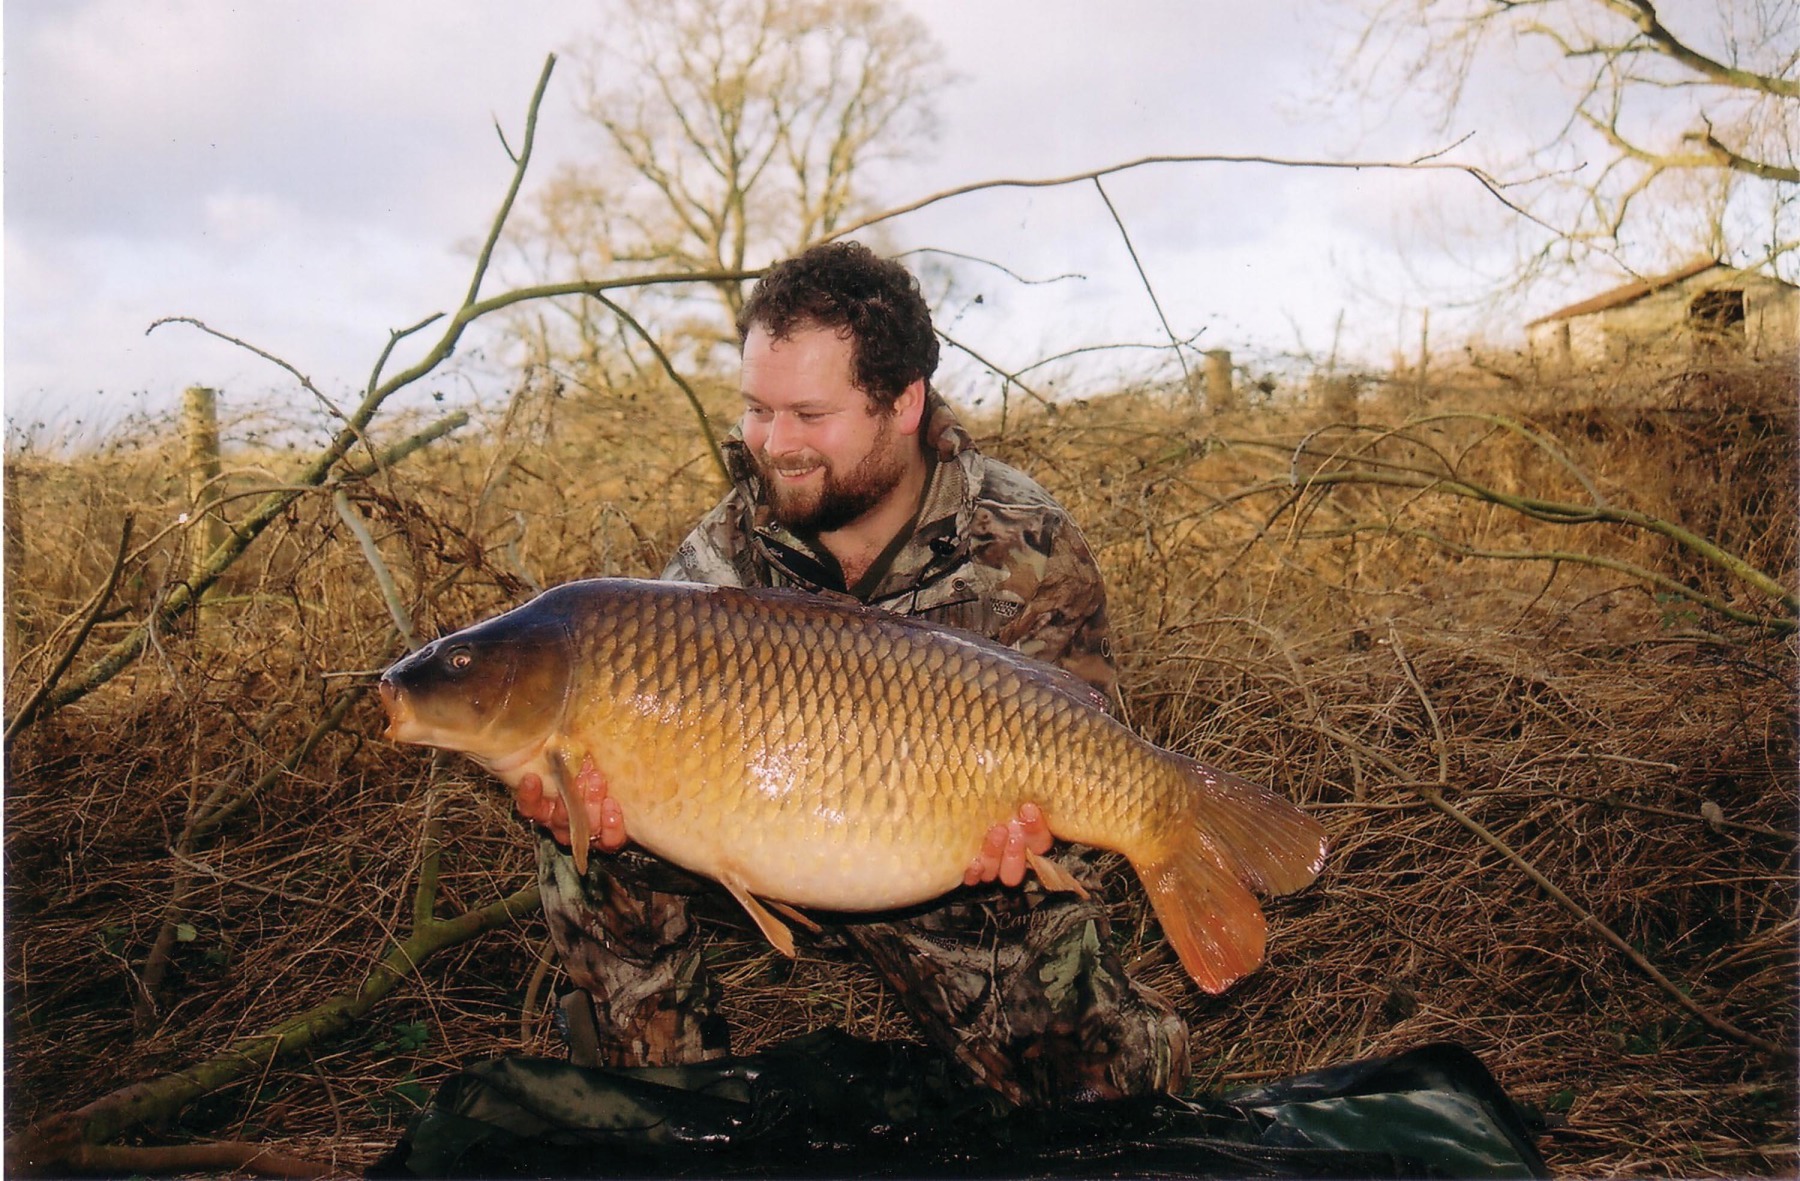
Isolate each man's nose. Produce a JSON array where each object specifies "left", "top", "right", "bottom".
[{"left": 764, "top": 413, "right": 803, "bottom": 456}]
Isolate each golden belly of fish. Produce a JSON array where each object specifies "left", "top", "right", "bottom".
[{"left": 378, "top": 578, "right": 1327, "bottom": 994}]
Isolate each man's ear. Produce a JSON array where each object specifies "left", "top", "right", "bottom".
[{"left": 892, "top": 379, "right": 927, "bottom": 435}]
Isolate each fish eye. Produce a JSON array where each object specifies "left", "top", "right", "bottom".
[{"left": 446, "top": 645, "right": 474, "bottom": 670}]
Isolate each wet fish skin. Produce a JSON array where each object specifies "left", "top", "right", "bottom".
[{"left": 378, "top": 578, "right": 1327, "bottom": 993}]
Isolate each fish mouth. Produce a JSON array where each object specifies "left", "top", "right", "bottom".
[{"left": 378, "top": 678, "right": 413, "bottom": 741}]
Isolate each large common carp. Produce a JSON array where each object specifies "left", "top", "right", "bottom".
[{"left": 378, "top": 579, "right": 1327, "bottom": 994}]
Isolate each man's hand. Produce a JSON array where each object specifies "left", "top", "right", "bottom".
[
  {"left": 515, "top": 757, "right": 628, "bottom": 853},
  {"left": 964, "top": 802, "right": 1053, "bottom": 887}
]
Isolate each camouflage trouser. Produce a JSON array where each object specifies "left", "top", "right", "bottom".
[
  {"left": 536, "top": 837, "right": 1190, "bottom": 1106},
  {"left": 537, "top": 839, "right": 732, "bottom": 1068}
]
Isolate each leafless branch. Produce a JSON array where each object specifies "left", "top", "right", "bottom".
[
  {"left": 1598, "top": 0, "right": 1800, "bottom": 98},
  {"left": 825, "top": 148, "right": 1554, "bottom": 242},
  {"left": 893, "top": 247, "right": 1086, "bottom": 286}
]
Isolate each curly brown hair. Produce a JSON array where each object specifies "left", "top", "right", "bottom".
[{"left": 737, "top": 241, "right": 940, "bottom": 409}]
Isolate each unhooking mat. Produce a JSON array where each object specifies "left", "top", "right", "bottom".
[{"left": 370, "top": 1028, "right": 1549, "bottom": 1179}]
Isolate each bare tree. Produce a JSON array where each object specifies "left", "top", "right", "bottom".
[
  {"left": 511, "top": 0, "right": 948, "bottom": 381},
  {"left": 1347, "top": 0, "right": 1799, "bottom": 284}
]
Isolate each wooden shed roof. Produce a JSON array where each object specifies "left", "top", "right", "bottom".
[{"left": 1526, "top": 259, "right": 1723, "bottom": 327}]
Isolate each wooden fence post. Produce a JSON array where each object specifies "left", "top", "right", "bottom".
[
  {"left": 1203, "top": 349, "right": 1236, "bottom": 414},
  {"left": 181, "top": 386, "right": 225, "bottom": 592}
]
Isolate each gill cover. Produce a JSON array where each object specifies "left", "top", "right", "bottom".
[{"left": 379, "top": 596, "right": 576, "bottom": 755}]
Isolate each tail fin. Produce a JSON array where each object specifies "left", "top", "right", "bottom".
[{"left": 1135, "top": 757, "right": 1327, "bottom": 994}]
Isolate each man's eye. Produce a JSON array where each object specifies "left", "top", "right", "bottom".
[{"left": 745, "top": 406, "right": 773, "bottom": 421}]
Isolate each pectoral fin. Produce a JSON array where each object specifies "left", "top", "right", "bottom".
[
  {"left": 546, "top": 751, "right": 590, "bottom": 875},
  {"left": 1027, "top": 850, "right": 1091, "bottom": 899},
  {"left": 770, "top": 900, "right": 822, "bottom": 935},
  {"left": 722, "top": 875, "right": 796, "bottom": 957}
]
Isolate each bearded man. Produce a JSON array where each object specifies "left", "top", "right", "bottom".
[{"left": 521, "top": 242, "right": 1189, "bottom": 1105}]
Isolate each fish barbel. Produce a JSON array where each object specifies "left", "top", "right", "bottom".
[{"left": 378, "top": 578, "right": 1327, "bottom": 994}]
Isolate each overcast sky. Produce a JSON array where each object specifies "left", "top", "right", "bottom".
[{"left": 4, "top": 0, "right": 1550, "bottom": 437}]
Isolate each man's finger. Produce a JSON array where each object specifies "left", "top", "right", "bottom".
[
  {"left": 598, "top": 797, "right": 628, "bottom": 852},
  {"left": 999, "top": 822, "right": 1028, "bottom": 887},
  {"left": 515, "top": 772, "right": 545, "bottom": 814},
  {"left": 965, "top": 823, "right": 1008, "bottom": 885},
  {"left": 1019, "top": 802, "right": 1052, "bottom": 855}
]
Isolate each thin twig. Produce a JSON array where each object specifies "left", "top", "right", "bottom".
[
  {"left": 367, "top": 313, "right": 445, "bottom": 397},
  {"left": 464, "top": 55, "right": 557, "bottom": 311},
  {"left": 1419, "top": 783, "right": 1786, "bottom": 1058},
  {"left": 587, "top": 292, "right": 729, "bottom": 483},
  {"left": 1313, "top": 522, "right": 1791, "bottom": 631},
  {"left": 344, "top": 467, "right": 454, "bottom": 944},
  {"left": 1408, "top": 410, "right": 1608, "bottom": 506},
  {"left": 146, "top": 316, "right": 356, "bottom": 434},
  {"left": 412, "top": 753, "right": 450, "bottom": 933},
  {"left": 139, "top": 690, "right": 364, "bottom": 1021},
  {"left": 1093, "top": 177, "right": 1191, "bottom": 385},
  {"left": 934, "top": 328, "right": 1055, "bottom": 410},
  {"left": 333, "top": 490, "right": 422, "bottom": 652},
  {"left": 1013, "top": 331, "right": 1207, "bottom": 380},
  {"left": 1508, "top": 786, "right": 1794, "bottom": 842},
  {"left": 520, "top": 938, "right": 557, "bottom": 1048},
  {"left": 303, "top": 1045, "right": 346, "bottom": 1143},
  {"left": 339, "top": 411, "right": 470, "bottom": 480},
  {"left": 892, "top": 246, "right": 1085, "bottom": 285},
  {"left": 167, "top": 850, "right": 359, "bottom": 914},
  {"left": 823, "top": 147, "right": 1553, "bottom": 244},
  {"left": 189, "top": 689, "right": 363, "bottom": 846},
  {"left": 1271, "top": 465, "right": 1796, "bottom": 628}
]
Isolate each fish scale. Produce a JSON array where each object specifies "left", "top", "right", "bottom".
[{"left": 379, "top": 578, "right": 1327, "bottom": 994}]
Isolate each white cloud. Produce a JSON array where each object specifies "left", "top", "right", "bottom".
[{"left": 201, "top": 191, "right": 295, "bottom": 246}]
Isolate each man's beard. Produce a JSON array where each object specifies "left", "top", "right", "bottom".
[{"left": 757, "top": 415, "right": 909, "bottom": 534}]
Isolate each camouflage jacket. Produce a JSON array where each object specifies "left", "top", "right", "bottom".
[{"left": 662, "top": 395, "right": 1116, "bottom": 697}]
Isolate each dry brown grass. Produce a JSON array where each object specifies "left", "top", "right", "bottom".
[{"left": 4, "top": 355, "right": 1794, "bottom": 1178}]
